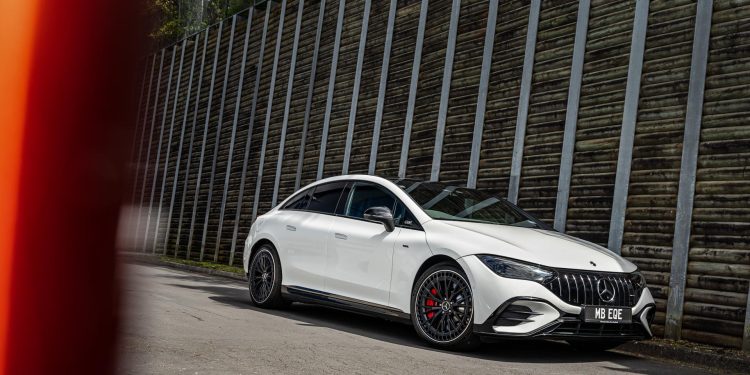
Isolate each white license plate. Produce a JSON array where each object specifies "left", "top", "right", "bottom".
[{"left": 583, "top": 306, "right": 631, "bottom": 324}]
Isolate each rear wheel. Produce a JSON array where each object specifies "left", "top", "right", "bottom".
[
  {"left": 248, "top": 244, "right": 286, "bottom": 308},
  {"left": 411, "top": 263, "right": 479, "bottom": 350}
]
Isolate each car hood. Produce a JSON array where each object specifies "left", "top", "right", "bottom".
[{"left": 424, "top": 220, "right": 636, "bottom": 273}]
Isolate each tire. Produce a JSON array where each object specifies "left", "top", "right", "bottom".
[
  {"left": 248, "top": 244, "right": 286, "bottom": 308},
  {"left": 567, "top": 340, "right": 625, "bottom": 352},
  {"left": 411, "top": 262, "right": 479, "bottom": 350}
]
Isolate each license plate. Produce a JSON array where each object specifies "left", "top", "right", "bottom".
[{"left": 583, "top": 306, "right": 631, "bottom": 324}]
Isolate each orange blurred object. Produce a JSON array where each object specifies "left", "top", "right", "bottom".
[
  {"left": 0, "top": 0, "right": 39, "bottom": 373},
  {"left": 0, "top": 0, "right": 145, "bottom": 374}
]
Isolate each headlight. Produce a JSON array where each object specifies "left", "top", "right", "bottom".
[
  {"left": 628, "top": 271, "right": 647, "bottom": 289},
  {"left": 477, "top": 255, "right": 555, "bottom": 283}
]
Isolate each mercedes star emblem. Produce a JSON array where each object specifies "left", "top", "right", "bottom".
[{"left": 597, "top": 278, "right": 616, "bottom": 303}]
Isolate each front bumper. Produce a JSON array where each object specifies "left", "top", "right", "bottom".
[{"left": 457, "top": 255, "right": 656, "bottom": 340}]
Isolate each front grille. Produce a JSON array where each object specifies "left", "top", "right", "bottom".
[
  {"left": 544, "top": 271, "right": 641, "bottom": 307},
  {"left": 545, "top": 320, "right": 647, "bottom": 338}
]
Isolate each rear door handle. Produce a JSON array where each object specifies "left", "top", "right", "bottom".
[
  {"left": 286, "top": 225, "right": 296, "bottom": 231},
  {"left": 334, "top": 233, "right": 348, "bottom": 240}
]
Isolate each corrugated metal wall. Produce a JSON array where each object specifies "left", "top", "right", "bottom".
[{"left": 129, "top": 0, "right": 750, "bottom": 350}]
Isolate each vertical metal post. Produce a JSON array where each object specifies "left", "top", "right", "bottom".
[
  {"left": 665, "top": 0, "right": 712, "bottom": 340},
  {"left": 744, "top": 288, "right": 750, "bottom": 351},
  {"left": 553, "top": 0, "right": 590, "bottom": 232},
  {"left": 608, "top": 0, "right": 650, "bottom": 254},
  {"left": 294, "top": 0, "right": 326, "bottom": 190},
  {"left": 342, "top": 0, "right": 372, "bottom": 174},
  {"left": 178, "top": 30, "right": 210, "bottom": 259},
  {"left": 201, "top": 16, "right": 237, "bottom": 262},
  {"left": 131, "top": 55, "right": 157, "bottom": 211},
  {"left": 144, "top": 46, "right": 177, "bottom": 252},
  {"left": 316, "top": 0, "right": 347, "bottom": 180},
  {"left": 229, "top": 7, "right": 273, "bottom": 266},
  {"left": 252, "top": 0, "right": 287, "bottom": 221},
  {"left": 154, "top": 40, "right": 187, "bottom": 253},
  {"left": 466, "top": 0, "right": 498, "bottom": 188},
  {"left": 135, "top": 50, "right": 165, "bottom": 250},
  {"left": 187, "top": 21, "right": 224, "bottom": 259},
  {"left": 164, "top": 34, "right": 201, "bottom": 254},
  {"left": 215, "top": 8, "right": 254, "bottom": 259},
  {"left": 273, "top": 0, "right": 305, "bottom": 206},
  {"left": 507, "top": 0, "right": 540, "bottom": 204},
  {"left": 368, "top": 0, "right": 398, "bottom": 175},
  {"left": 129, "top": 60, "right": 150, "bottom": 198},
  {"left": 430, "top": 0, "right": 461, "bottom": 182},
  {"left": 399, "top": 0, "right": 429, "bottom": 179}
]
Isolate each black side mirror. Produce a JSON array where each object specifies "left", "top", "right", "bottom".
[{"left": 363, "top": 206, "right": 395, "bottom": 232}]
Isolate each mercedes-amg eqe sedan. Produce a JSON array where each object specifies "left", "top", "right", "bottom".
[{"left": 243, "top": 175, "right": 654, "bottom": 350}]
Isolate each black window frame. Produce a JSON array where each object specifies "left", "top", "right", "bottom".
[
  {"left": 339, "top": 181, "right": 423, "bottom": 231},
  {"left": 306, "top": 181, "right": 348, "bottom": 215},
  {"left": 279, "top": 179, "right": 423, "bottom": 231}
]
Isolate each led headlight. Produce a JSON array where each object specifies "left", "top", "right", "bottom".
[{"left": 477, "top": 255, "right": 555, "bottom": 283}]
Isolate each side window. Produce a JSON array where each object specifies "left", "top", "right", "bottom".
[
  {"left": 281, "top": 188, "right": 311, "bottom": 210},
  {"left": 307, "top": 182, "right": 347, "bottom": 214},
  {"left": 394, "top": 201, "right": 421, "bottom": 230},
  {"left": 345, "top": 183, "right": 396, "bottom": 219}
]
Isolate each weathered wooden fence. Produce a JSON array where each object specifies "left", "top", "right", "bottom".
[{"left": 129, "top": 0, "right": 750, "bottom": 350}]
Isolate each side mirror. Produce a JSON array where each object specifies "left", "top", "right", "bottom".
[{"left": 364, "top": 206, "right": 395, "bottom": 232}]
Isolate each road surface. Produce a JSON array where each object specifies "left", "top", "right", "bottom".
[{"left": 118, "top": 263, "right": 710, "bottom": 374}]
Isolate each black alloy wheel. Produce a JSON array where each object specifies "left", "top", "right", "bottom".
[
  {"left": 248, "top": 244, "right": 285, "bottom": 308},
  {"left": 412, "top": 263, "right": 478, "bottom": 349}
]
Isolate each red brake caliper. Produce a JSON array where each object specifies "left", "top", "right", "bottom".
[{"left": 426, "top": 288, "right": 438, "bottom": 319}]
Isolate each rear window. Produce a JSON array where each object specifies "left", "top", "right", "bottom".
[
  {"left": 281, "top": 188, "right": 312, "bottom": 210},
  {"left": 307, "top": 182, "right": 347, "bottom": 214}
]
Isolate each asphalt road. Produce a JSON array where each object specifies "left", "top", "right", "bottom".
[{"left": 118, "top": 263, "right": 711, "bottom": 374}]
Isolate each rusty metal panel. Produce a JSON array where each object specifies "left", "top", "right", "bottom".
[
  {"left": 405, "top": 0, "right": 454, "bottom": 180},
  {"left": 253, "top": 0, "right": 293, "bottom": 221},
  {"left": 145, "top": 45, "right": 178, "bottom": 252},
  {"left": 375, "top": 0, "right": 422, "bottom": 176},
  {"left": 476, "top": 0, "right": 532, "bottom": 195},
  {"left": 679, "top": 0, "right": 750, "bottom": 349},
  {"left": 214, "top": 10, "right": 255, "bottom": 261},
  {"left": 563, "top": 0, "right": 636, "bottom": 245},
  {"left": 320, "top": 0, "right": 367, "bottom": 177},
  {"left": 356, "top": 0, "right": 395, "bottom": 175},
  {"left": 516, "top": 0, "right": 579, "bottom": 223},
  {"left": 228, "top": 8, "right": 272, "bottom": 265},
  {"left": 159, "top": 37, "right": 194, "bottom": 255},
  {"left": 299, "top": 0, "right": 339, "bottom": 187},
  {"left": 186, "top": 22, "right": 225, "bottom": 260},
  {"left": 278, "top": 1, "right": 323, "bottom": 203},
  {"left": 439, "top": 0, "right": 489, "bottom": 185},
  {"left": 621, "top": 0, "right": 696, "bottom": 339},
  {"left": 177, "top": 30, "right": 210, "bottom": 259},
  {"left": 197, "top": 19, "right": 234, "bottom": 261}
]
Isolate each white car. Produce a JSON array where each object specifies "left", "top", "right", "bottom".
[{"left": 243, "top": 175, "right": 655, "bottom": 350}]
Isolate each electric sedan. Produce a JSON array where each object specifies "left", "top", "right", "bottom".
[{"left": 243, "top": 175, "right": 654, "bottom": 350}]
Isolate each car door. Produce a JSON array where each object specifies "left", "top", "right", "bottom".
[
  {"left": 277, "top": 183, "right": 345, "bottom": 291},
  {"left": 325, "top": 182, "right": 400, "bottom": 307}
]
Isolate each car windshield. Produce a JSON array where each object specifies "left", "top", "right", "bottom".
[{"left": 391, "top": 179, "right": 548, "bottom": 229}]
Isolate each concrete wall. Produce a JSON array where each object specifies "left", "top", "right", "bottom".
[{"left": 129, "top": 0, "right": 750, "bottom": 350}]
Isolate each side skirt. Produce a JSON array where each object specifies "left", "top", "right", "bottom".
[{"left": 282, "top": 285, "right": 411, "bottom": 324}]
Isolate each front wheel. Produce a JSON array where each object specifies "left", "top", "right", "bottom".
[
  {"left": 411, "top": 263, "right": 479, "bottom": 350},
  {"left": 248, "top": 244, "right": 286, "bottom": 308}
]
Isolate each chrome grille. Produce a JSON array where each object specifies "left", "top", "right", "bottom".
[{"left": 545, "top": 271, "right": 641, "bottom": 307}]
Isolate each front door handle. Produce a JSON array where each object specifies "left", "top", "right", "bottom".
[
  {"left": 286, "top": 225, "right": 296, "bottom": 231},
  {"left": 334, "top": 233, "right": 348, "bottom": 240}
]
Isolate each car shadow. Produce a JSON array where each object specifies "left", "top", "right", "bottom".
[{"left": 156, "top": 270, "right": 682, "bottom": 374}]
